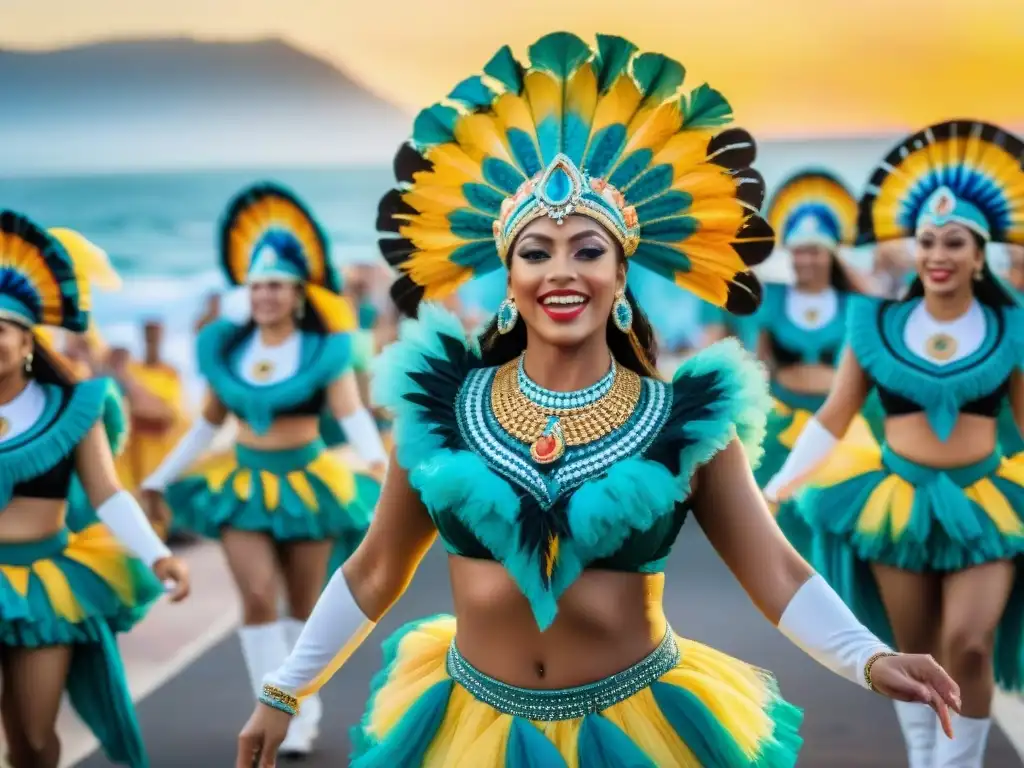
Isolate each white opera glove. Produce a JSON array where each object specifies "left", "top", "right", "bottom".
[
  {"left": 139, "top": 417, "right": 218, "bottom": 492},
  {"left": 778, "top": 574, "right": 892, "bottom": 690},
  {"left": 261, "top": 569, "right": 376, "bottom": 699},
  {"left": 338, "top": 408, "right": 388, "bottom": 468},
  {"left": 96, "top": 491, "right": 172, "bottom": 567},
  {"left": 763, "top": 417, "right": 838, "bottom": 502}
]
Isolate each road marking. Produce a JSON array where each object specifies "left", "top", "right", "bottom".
[{"left": 57, "top": 541, "right": 241, "bottom": 767}]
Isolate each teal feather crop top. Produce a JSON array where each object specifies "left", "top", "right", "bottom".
[
  {"left": 758, "top": 282, "right": 848, "bottom": 367},
  {"left": 847, "top": 295, "right": 1024, "bottom": 441},
  {"left": 196, "top": 320, "right": 353, "bottom": 435},
  {"left": 0, "top": 378, "right": 112, "bottom": 509},
  {"left": 372, "top": 304, "right": 772, "bottom": 630}
]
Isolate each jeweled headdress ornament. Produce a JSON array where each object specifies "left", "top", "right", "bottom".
[
  {"left": 218, "top": 182, "right": 354, "bottom": 332},
  {"left": 857, "top": 120, "right": 1024, "bottom": 246},
  {"left": 378, "top": 32, "right": 774, "bottom": 316},
  {"left": 0, "top": 211, "right": 87, "bottom": 331},
  {"left": 766, "top": 169, "right": 857, "bottom": 252}
]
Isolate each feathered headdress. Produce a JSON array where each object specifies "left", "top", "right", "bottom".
[
  {"left": 0, "top": 211, "right": 87, "bottom": 331},
  {"left": 218, "top": 182, "right": 354, "bottom": 332},
  {"left": 766, "top": 169, "right": 857, "bottom": 251},
  {"left": 858, "top": 120, "right": 1024, "bottom": 246},
  {"left": 378, "top": 32, "right": 773, "bottom": 317}
]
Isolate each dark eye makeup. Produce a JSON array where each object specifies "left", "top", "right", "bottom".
[
  {"left": 517, "top": 248, "right": 549, "bottom": 261},
  {"left": 576, "top": 246, "right": 607, "bottom": 260}
]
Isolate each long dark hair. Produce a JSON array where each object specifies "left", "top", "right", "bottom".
[
  {"left": 829, "top": 254, "right": 872, "bottom": 294},
  {"left": 903, "top": 231, "right": 1019, "bottom": 308},
  {"left": 477, "top": 283, "right": 661, "bottom": 379},
  {"left": 29, "top": 330, "right": 79, "bottom": 388}
]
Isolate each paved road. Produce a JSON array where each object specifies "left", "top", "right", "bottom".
[{"left": 81, "top": 528, "right": 1022, "bottom": 767}]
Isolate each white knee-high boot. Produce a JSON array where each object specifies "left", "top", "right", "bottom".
[
  {"left": 238, "top": 623, "right": 312, "bottom": 755},
  {"left": 281, "top": 617, "right": 321, "bottom": 752},
  {"left": 894, "top": 701, "right": 936, "bottom": 768},
  {"left": 238, "top": 623, "right": 290, "bottom": 699},
  {"left": 933, "top": 713, "right": 991, "bottom": 768}
]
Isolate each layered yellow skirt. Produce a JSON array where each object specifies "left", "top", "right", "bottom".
[{"left": 349, "top": 616, "right": 802, "bottom": 767}]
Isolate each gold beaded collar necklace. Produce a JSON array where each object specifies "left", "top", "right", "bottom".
[{"left": 490, "top": 354, "right": 642, "bottom": 464}]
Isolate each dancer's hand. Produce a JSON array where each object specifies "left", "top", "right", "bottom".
[
  {"left": 869, "top": 654, "right": 962, "bottom": 738},
  {"left": 237, "top": 704, "right": 291, "bottom": 768},
  {"left": 152, "top": 556, "right": 190, "bottom": 602}
]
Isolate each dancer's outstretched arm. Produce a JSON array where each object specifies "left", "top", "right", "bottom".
[
  {"left": 236, "top": 449, "right": 436, "bottom": 767},
  {"left": 694, "top": 440, "right": 960, "bottom": 731},
  {"left": 764, "top": 347, "right": 871, "bottom": 501}
]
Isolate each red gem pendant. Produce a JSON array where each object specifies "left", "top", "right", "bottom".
[{"left": 530, "top": 420, "right": 565, "bottom": 464}]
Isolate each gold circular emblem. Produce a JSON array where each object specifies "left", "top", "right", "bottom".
[
  {"left": 251, "top": 360, "right": 275, "bottom": 381},
  {"left": 0, "top": 417, "right": 8, "bottom": 439},
  {"left": 803, "top": 308, "right": 820, "bottom": 324},
  {"left": 925, "top": 333, "right": 958, "bottom": 361}
]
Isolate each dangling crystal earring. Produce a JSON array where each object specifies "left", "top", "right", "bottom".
[
  {"left": 23, "top": 352, "right": 33, "bottom": 375},
  {"left": 295, "top": 295, "right": 307, "bottom": 320},
  {"left": 611, "top": 291, "right": 633, "bottom": 333},
  {"left": 496, "top": 297, "right": 519, "bottom": 335},
  {"left": 974, "top": 264, "right": 984, "bottom": 282}
]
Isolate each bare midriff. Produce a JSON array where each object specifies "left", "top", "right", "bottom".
[
  {"left": 236, "top": 414, "right": 320, "bottom": 451},
  {"left": 448, "top": 555, "right": 668, "bottom": 689},
  {"left": 774, "top": 364, "right": 834, "bottom": 395},
  {"left": 884, "top": 413, "right": 998, "bottom": 468},
  {"left": 0, "top": 498, "right": 66, "bottom": 541}
]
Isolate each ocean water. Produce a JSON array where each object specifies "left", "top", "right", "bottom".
[
  {"left": 0, "top": 167, "right": 396, "bottom": 403},
  {"left": 0, "top": 138, "right": 975, "bottom": 403}
]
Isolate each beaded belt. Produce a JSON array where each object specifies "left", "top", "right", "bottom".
[{"left": 445, "top": 628, "right": 680, "bottom": 721}]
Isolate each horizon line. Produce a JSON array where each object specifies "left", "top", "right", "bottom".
[{"left": 0, "top": 31, "right": 294, "bottom": 53}]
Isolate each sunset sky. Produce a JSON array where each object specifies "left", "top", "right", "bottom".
[{"left": 2, "top": 0, "right": 1023, "bottom": 139}]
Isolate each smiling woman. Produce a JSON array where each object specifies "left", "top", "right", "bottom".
[
  {"left": 765, "top": 119, "right": 1024, "bottom": 768},
  {"left": 235, "top": 31, "right": 961, "bottom": 768}
]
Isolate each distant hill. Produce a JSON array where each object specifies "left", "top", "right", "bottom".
[{"left": 0, "top": 37, "right": 412, "bottom": 174}]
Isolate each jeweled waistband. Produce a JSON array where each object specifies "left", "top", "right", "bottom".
[
  {"left": 0, "top": 529, "right": 70, "bottom": 565},
  {"left": 445, "top": 628, "right": 680, "bottom": 721},
  {"left": 770, "top": 380, "right": 828, "bottom": 413},
  {"left": 881, "top": 444, "right": 1002, "bottom": 488},
  {"left": 235, "top": 438, "right": 326, "bottom": 473}
]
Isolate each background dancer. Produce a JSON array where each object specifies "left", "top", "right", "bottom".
[
  {"left": 765, "top": 120, "right": 1024, "bottom": 768},
  {"left": 754, "top": 169, "right": 881, "bottom": 554},
  {"left": 140, "top": 183, "right": 387, "bottom": 757},
  {"left": 0, "top": 211, "right": 188, "bottom": 768}
]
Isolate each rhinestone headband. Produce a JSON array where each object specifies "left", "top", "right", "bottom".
[{"left": 494, "top": 154, "right": 641, "bottom": 264}]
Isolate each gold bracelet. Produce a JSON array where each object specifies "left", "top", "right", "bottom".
[
  {"left": 864, "top": 650, "right": 898, "bottom": 692},
  {"left": 259, "top": 683, "right": 300, "bottom": 715}
]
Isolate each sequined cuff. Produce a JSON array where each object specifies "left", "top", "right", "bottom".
[{"left": 258, "top": 683, "right": 299, "bottom": 716}]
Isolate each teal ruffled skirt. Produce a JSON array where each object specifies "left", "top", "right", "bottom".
[
  {"left": 0, "top": 528, "right": 162, "bottom": 766},
  {"left": 349, "top": 615, "right": 802, "bottom": 767},
  {"left": 798, "top": 444, "right": 1024, "bottom": 690},
  {"left": 165, "top": 439, "right": 378, "bottom": 555},
  {"left": 756, "top": 384, "right": 828, "bottom": 557},
  {"left": 757, "top": 383, "right": 886, "bottom": 558}
]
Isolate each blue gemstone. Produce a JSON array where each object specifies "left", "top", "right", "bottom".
[{"left": 543, "top": 165, "right": 573, "bottom": 205}]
